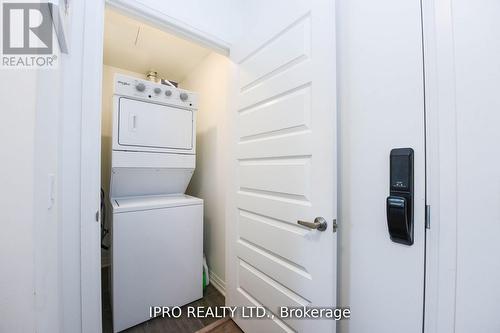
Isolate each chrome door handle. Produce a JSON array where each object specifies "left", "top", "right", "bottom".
[{"left": 297, "top": 217, "right": 327, "bottom": 231}]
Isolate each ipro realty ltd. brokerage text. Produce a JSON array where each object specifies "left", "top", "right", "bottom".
[{"left": 150, "top": 306, "right": 351, "bottom": 320}]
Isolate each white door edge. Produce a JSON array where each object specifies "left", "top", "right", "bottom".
[
  {"left": 80, "top": 1, "right": 105, "bottom": 332},
  {"left": 420, "top": 0, "right": 459, "bottom": 332}
]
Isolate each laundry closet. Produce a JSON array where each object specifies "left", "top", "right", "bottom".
[{"left": 99, "top": 8, "right": 231, "bottom": 332}]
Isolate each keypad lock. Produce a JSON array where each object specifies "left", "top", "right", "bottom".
[{"left": 386, "top": 148, "right": 414, "bottom": 245}]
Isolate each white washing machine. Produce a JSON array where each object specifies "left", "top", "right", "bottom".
[{"left": 108, "top": 74, "right": 203, "bottom": 332}]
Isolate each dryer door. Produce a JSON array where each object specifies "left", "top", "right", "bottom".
[{"left": 117, "top": 97, "right": 194, "bottom": 152}]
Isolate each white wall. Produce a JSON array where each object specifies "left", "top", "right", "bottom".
[
  {"left": 0, "top": 3, "right": 104, "bottom": 333},
  {"left": 0, "top": 58, "right": 61, "bottom": 333},
  {"left": 34, "top": 68, "right": 62, "bottom": 333},
  {"left": 422, "top": 1, "right": 500, "bottom": 332},
  {"left": 181, "top": 53, "right": 231, "bottom": 292},
  {"left": 0, "top": 59, "right": 62, "bottom": 333},
  {"left": 0, "top": 71, "right": 37, "bottom": 333},
  {"left": 122, "top": 0, "right": 241, "bottom": 45},
  {"left": 452, "top": 0, "right": 500, "bottom": 331}
]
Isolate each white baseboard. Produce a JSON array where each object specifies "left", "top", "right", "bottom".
[{"left": 209, "top": 270, "right": 226, "bottom": 297}]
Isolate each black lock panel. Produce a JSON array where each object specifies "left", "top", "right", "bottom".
[{"left": 387, "top": 148, "right": 414, "bottom": 245}]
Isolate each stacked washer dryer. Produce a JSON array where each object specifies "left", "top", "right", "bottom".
[{"left": 109, "top": 74, "right": 203, "bottom": 332}]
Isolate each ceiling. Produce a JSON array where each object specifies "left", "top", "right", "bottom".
[{"left": 103, "top": 8, "right": 212, "bottom": 83}]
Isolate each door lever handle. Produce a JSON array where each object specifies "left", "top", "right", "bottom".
[{"left": 297, "top": 217, "right": 327, "bottom": 231}]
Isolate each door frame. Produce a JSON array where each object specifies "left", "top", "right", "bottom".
[
  {"left": 421, "top": 0, "right": 459, "bottom": 332},
  {"left": 76, "top": 1, "right": 231, "bottom": 332}
]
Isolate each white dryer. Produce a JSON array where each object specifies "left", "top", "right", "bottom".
[{"left": 109, "top": 74, "right": 203, "bottom": 332}]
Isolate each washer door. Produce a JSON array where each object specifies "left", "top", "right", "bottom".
[{"left": 117, "top": 97, "right": 193, "bottom": 151}]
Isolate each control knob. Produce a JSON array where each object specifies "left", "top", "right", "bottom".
[
  {"left": 135, "top": 83, "right": 146, "bottom": 92},
  {"left": 165, "top": 90, "right": 172, "bottom": 97},
  {"left": 154, "top": 87, "right": 161, "bottom": 94},
  {"left": 180, "top": 92, "right": 189, "bottom": 101}
]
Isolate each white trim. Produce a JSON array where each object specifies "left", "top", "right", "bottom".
[
  {"left": 58, "top": 1, "right": 86, "bottom": 331},
  {"left": 106, "top": 0, "right": 231, "bottom": 56},
  {"left": 421, "top": 0, "right": 458, "bottom": 332},
  {"left": 224, "top": 61, "right": 239, "bottom": 310},
  {"left": 80, "top": 1, "right": 105, "bottom": 332},
  {"left": 209, "top": 270, "right": 226, "bottom": 297}
]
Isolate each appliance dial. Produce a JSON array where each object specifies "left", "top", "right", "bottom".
[
  {"left": 154, "top": 87, "right": 161, "bottom": 94},
  {"left": 180, "top": 92, "right": 189, "bottom": 101},
  {"left": 135, "top": 83, "right": 146, "bottom": 92},
  {"left": 165, "top": 90, "right": 172, "bottom": 97}
]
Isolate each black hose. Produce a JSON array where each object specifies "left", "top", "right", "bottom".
[{"left": 101, "top": 188, "right": 109, "bottom": 250}]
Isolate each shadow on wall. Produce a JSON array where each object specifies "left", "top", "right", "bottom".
[
  {"left": 101, "top": 134, "right": 112, "bottom": 251},
  {"left": 187, "top": 125, "right": 218, "bottom": 260}
]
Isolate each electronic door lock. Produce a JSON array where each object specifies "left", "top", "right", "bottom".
[{"left": 386, "top": 148, "right": 414, "bottom": 245}]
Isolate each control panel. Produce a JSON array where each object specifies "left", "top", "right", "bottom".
[{"left": 113, "top": 74, "right": 198, "bottom": 109}]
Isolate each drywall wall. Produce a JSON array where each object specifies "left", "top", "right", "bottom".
[
  {"left": 34, "top": 69, "right": 63, "bottom": 333},
  {"left": 181, "top": 53, "right": 231, "bottom": 293},
  {"left": 103, "top": 8, "right": 212, "bottom": 83},
  {"left": 452, "top": 0, "right": 500, "bottom": 331},
  {"left": 0, "top": 71, "right": 37, "bottom": 333},
  {"left": 421, "top": 0, "right": 500, "bottom": 331},
  {"left": 0, "top": 66, "right": 61, "bottom": 333},
  {"left": 116, "top": 0, "right": 242, "bottom": 46}
]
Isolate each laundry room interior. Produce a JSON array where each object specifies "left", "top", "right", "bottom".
[{"left": 100, "top": 7, "right": 232, "bottom": 332}]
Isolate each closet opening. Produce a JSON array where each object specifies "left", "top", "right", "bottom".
[{"left": 99, "top": 7, "right": 232, "bottom": 332}]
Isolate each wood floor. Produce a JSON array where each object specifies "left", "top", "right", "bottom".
[
  {"left": 194, "top": 318, "right": 242, "bottom": 333},
  {"left": 102, "top": 267, "right": 242, "bottom": 333}
]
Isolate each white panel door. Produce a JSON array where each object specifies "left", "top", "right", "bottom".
[
  {"left": 337, "top": 0, "right": 426, "bottom": 332},
  {"left": 226, "top": 1, "right": 337, "bottom": 332}
]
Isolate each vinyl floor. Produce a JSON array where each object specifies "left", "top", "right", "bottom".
[{"left": 102, "top": 267, "right": 243, "bottom": 333}]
